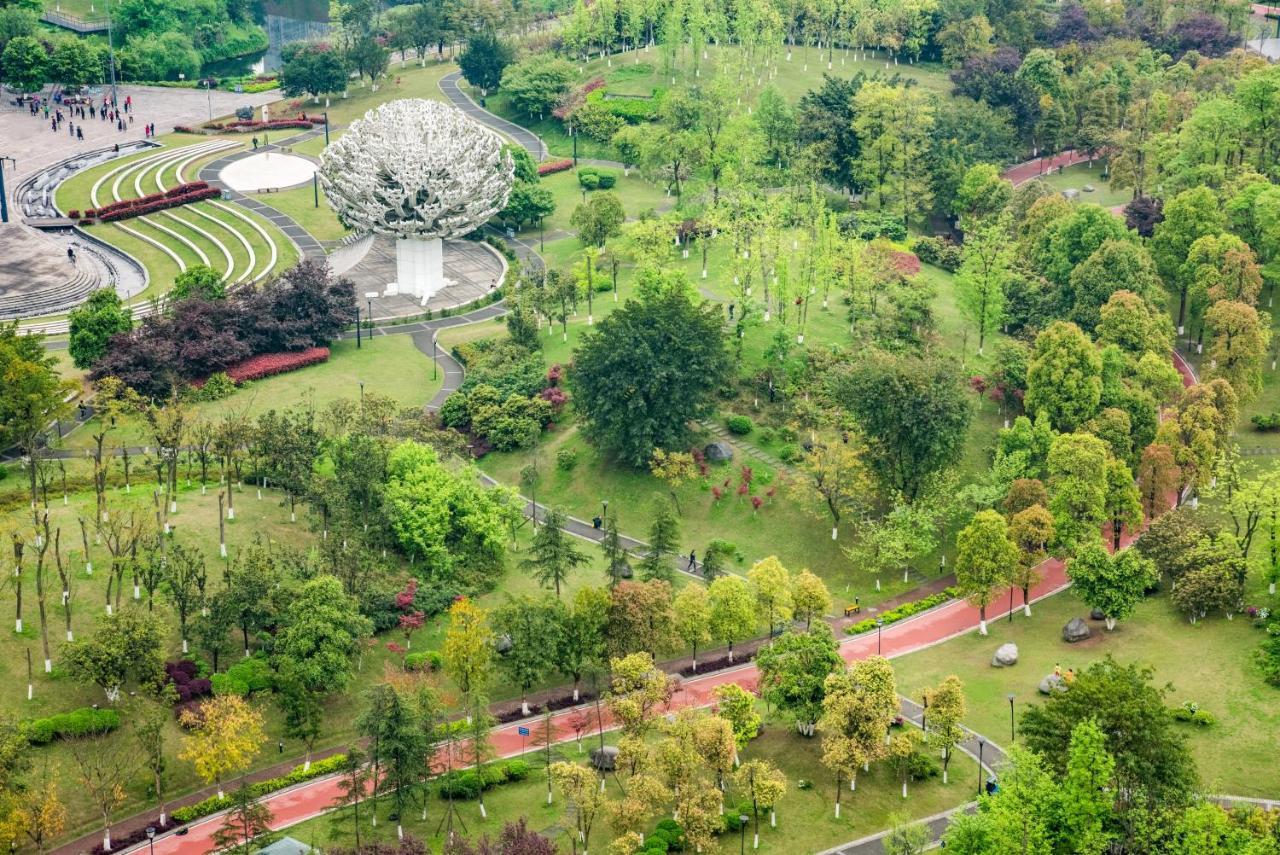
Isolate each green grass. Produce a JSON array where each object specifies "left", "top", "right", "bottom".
[
  {"left": 60, "top": 335, "right": 443, "bottom": 452},
  {"left": 890, "top": 583, "right": 1280, "bottom": 797},
  {"left": 55, "top": 134, "right": 225, "bottom": 215},
  {"left": 525, "top": 168, "right": 674, "bottom": 237},
  {"left": 281, "top": 722, "right": 978, "bottom": 854},
  {"left": 257, "top": 183, "right": 350, "bottom": 242},
  {"left": 1033, "top": 161, "right": 1132, "bottom": 210},
  {"left": 268, "top": 60, "right": 454, "bottom": 128}
]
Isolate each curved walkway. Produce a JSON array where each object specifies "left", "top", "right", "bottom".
[{"left": 438, "top": 71, "right": 548, "bottom": 160}]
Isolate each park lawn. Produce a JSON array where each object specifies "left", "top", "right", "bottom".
[
  {"left": 60, "top": 335, "right": 443, "bottom": 452},
  {"left": 519, "top": 168, "right": 673, "bottom": 237},
  {"left": 1032, "top": 161, "right": 1131, "bottom": 210},
  {"left": 255, "top": 183, "right": 350, "bottom": 242},
  {"left": 290, "top": 133, "right": 335, "bottom": 159},
  {"left": 262, "top": 60, "right": 456, "bottom": 128},
  {"left": 54, "top": 133, "right": 218, "bottom": 214},
  {"left": 280, "top": 723, "right": 978, "bottom": 854},
  {"left": 889, "top": 583, "right": 1280, "bottom": 798}
]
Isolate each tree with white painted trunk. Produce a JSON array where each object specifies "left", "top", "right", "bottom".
[
  {"left": 925, "top": 675, "right": 967, "bottom": 785},
  {"left": 161, "top": 541, "right": 206, "bottom": 655},
  {"left": 1068, "top": 544, "right": 1158, "bottom": 631},
  {"left": 708, "top": 575, "right": 757, "bottom": 663},
  {"left": 492, "top": 594, "right": 561, "bottom": 717},
  {"left": 1008, "top": 504, "right": 1054, "bottom": 618},
  {"left": 557, "top": 585, "right": 609, "bottom": 701},
  {"left": 68, "top": 725, "right": 135, "bottom": 854},
  {"left": 791, "top": 439, "right": 873, "bottom": 542},
  {"left": 955, "top": 509, "right": 1017, "bottom": 636},
  {"left": 733, "top": 759, "right": 787, "bottom": 849},
  {"left": 178, "top": 694, "right": 265, "bottom": 800}
]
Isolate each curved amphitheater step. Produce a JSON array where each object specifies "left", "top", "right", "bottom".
[{"left": 0, "top": 224, "right": 104, "bottom": 319}]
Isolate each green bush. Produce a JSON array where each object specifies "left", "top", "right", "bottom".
[
  {"left": 193, "top": 372, "right": 237, "bottom": 401},
  {"left": 23, "top": 707, "right": 121, "bottom": 745},
  {"left": 725, "top": 414, "right": 753, "bottom": 435},
  {"left": 480, "top": 763, "right": 509, "bottom": 787},
  {"left": 504, "top": 759, "right": 531, "bottom": 781},
  {"left": 1191, "top": 710, "right": 1217, "bottom": 726},
  {"left": 778, "top": 444, "right": 803, "bottom": 464},
  {"left": 437, "top": 771, "right": 484, "bottom": 800},
  {"left": 171, "top": 754, "right": 347, "bottom": 823},
  {"left": 556, "top": 448, "right": 579, "bottom": 470},
  {"left": 908, "top": 750, "right": 941, "bottom": 780},
  {"left": 404, "top": 651, "right": 443, "bottom": 672},
  {"left": 211, "top": 657, "right": 273, "bottom": 696},
  {"left": 579, "top": 171, "right": 601, "bottom": 190},
  {"left": 1252, "top": 412, "right": 1280, "bottom": 432},
  {"left": 847, "top": 588, "right": 959, "bottom": 635}
]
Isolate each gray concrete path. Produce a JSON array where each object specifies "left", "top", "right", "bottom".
[{"left": 438, "top": 71, "right": 547, "bottom": 160}]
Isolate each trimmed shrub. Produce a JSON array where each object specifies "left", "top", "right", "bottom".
[
  {"left": 578, "top": 171, "right": 600, "bottom": 190},
  {"left": 911, "top": 236, "right": 962, "bottom": 272},
  {"left": 211, "top": 657, "right": 274, "bottom": 696},
  {"left": 437, "top": 771, "right": 484, "bottom": 800},
  {"left": 1252, "top": 413, "right": 1280, "bottom": 431},
  {"left": 171, "top": 754, "right": 347, "bottom": 823},
  {"left": 224, "top": 347, "right": 329, "bottom": 383},
  {"left": 847, "top": 588, "right": 959, "bottom": 634},
  {"left": 404, "top": 651, "right": 443, "bottom": 672},
  {"left": 725, "top": 414, "right": 753, "bottom": 435},
  {"left": 537, "top": 158, "right": 574, "bottom": 177},
  {"left": 503, "top": 759, "right": 531, "bottom": 781},
  {"left": 23, "top": 707, "right": 121, "bottom": 745},
  {"left": 556, "top": 447, "right": 578, "bottom": 470}
]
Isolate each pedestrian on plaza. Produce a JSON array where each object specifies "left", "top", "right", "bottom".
[
  {"left": 76, "top": 126, "right": 83, "bottom": 140},
  {"left": 68, "top": 121, "right": 74, "bottom": 137},
  {"left": 252, "top": 136, "right": 258, "bottom": 150},
  {"left": 128, "top": 114, "right": 133, "bottom": 124},
  {"left": 728, "top": 302, "right": 735, "bottom": 319},
  {"left": 592, "top": 515, "right": 602, "bottom": 530},
  {"left": 50, "top": 118, "right": 57, "bottom": 131},
  {"left": 89, "top": 104, "right": 95, "bottom": 118},
  {"left": 66, "top": 247, "right": 75, "bottom": 263}
]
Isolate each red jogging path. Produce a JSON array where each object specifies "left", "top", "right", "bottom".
[{"left": 133, "top": 349, "right": 1197, "bottom": 855}]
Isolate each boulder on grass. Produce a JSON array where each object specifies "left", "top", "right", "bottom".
[
  {"left": 704, "top": 441, "right": 734, "bottom": 463},
  {"left": 590, "top": 745, "right": 618, "bottom": 771},
  {"left": 1038, "top": 673, "right": 1067, "bottom": 695},
  {"left": 1063, "top": 617, "right": 1091, "bottom": 643},
  {"left": 991, "top": 642, "right": 1019, "bottom": 667},
  {"left": 1090, "top": 608, "right": 1105, "bottom": 621}
]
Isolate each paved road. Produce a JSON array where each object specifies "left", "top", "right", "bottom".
[{"left": 438, "top": 72, "right": 547, "bottom": 160}]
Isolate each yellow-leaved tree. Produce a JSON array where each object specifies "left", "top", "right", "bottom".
[{"left": 179, "top": 694, "right": 265, "bottom": 798}]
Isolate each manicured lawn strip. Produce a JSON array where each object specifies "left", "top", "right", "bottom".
[
  {"left": 258, "top": 184, "right": 350, "bottom": 242},
  {"left": 281, "top": 724, "right": 978, "bottom": 854},
  {"left": 890, "top": 583, "right": 1280, "bottom": 797},
  {"left": 263, "top": 60, "right": 455, "bottom": 128},
  {"left": 55, "top": 134, "right": 213, "bottom": 214},
  {"left": 196, "top": 201, "right": 301, "bottom": 275}
]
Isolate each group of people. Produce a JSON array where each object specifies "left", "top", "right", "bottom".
[{"left": 22, "top": 91, "right": 148, "bottom": 143}]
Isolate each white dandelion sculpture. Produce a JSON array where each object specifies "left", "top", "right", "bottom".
[{"left": 320, "top": 99, "right": 515, "bottom": 303}]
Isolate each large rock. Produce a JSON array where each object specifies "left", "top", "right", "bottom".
[
  {"left": 590, "top": 745, "right": 619, "bottom": 771},
  {"left": 991, "top": 642, "right": 1019, "bottom": 667},
  {"left": 1038, "top": 673, "right": 1067, "bottom": 695},
  {"left": 1063, "top": 617, "right": 1092, "bottom": 643},
  {"left": 1090, "top": 608, "right": 1106, "bottom": 621},
  {"left": 704, "top": 441, "right": 734, "bottom": 463}
]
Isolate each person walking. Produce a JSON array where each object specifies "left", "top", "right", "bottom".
[
  {"left": 66, "top": 247, "right": 75, "bottom": 263},
  {"left": 687, "top": 550, "right": 697, "bottom": 571},
  {"left": 76, "top": 126, "right": 83, "bottom": 141}
]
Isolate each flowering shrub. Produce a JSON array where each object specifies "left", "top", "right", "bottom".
[
  {"left": 546, "top": 363, "right": 563, "bottom": 386},
  {"left": 90, "top": 183, "right": 222, "bottom": 223},
  {"left": 165, "top": 659, "right": 214, "bottom": 704},
  {"left": 67, "top": 209, "right": 79, "bottom": 219},
  {"left": 224, "top": 347, "right": 329, "bottom": 382},
  {"left": 537, "top": 158, "right": 574, "bottom": 176},
  {"left": 203, "top": 118, "right": 317, "bottom": 132},
  {"left": 891, "top": 250, "right": 922, "bottom": 277},
  {"left": 540, "top": 386, "right": 569, "bottom": 410}
]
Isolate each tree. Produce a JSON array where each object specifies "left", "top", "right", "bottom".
[
  {"left": 1096, "top": 290, "right": 1173, "bottom": 358},
  {"left": 649, "top": 449, "right": 698, "bottom": 515},
  {"left": 1056, "top": 719, "right": 1116, "bottom": 854},
  {"left": 210, "top": 785, "right": 276, "bottom": 855},
  {"left": 639, "top": 499, "right": 680, "bottom": 582},
  {"left": 926, "top": 675, "right": 966, "bottom": 784},
  {"left": 748, "top": 556, "right": 793, "bottom": 634},
  {"left": 955, "top": 223, "right": 1011, "bottom": 354},
  {"left": 492, "top": 594, "right": 561, "bottom": 716},
  {"left": 170, "top": 265, "right": 225, "bottom": 303},
  {"left": 672, "top": 584, "right": 712, "bottom": 671},
  {"left": 571, "top": 192, "right": 625, "bottom": 249},
  {"left": 550, "top": 762, "right": 606, "bottom": 853},
  {"left": 457, "top": 31, "right": 512, "bottom": 92},
  {"left": 756, "top": 624, "right": 842, "bottom": 735},
  {"left": 68, "top": 290, "right": 132, "bottom": 369},
  {"left": 557, "top": 586, "right": 609, "bottom": 700},
  {"left": 942, "top": 746, "right": 1054, "bottom": 854},
  {"left": 273, "top": 575, "right": 372, "bottom": 695},
  {"left": 955, "top": 510, "right": 1016, "bottom": 635},
  {"left": 790, "top": 569, "right": 832, "bottom": 629},
  {"left": 1156, "top": 380, "right": 1239, "bottom": 501},
  {"left": 63, "top": 607, "right": 164, "bottom": 702},
  {"left": 441, "top": 597, "right": 494, "bottom": 704},
  {"left": 67, "top": 728, "right": 136, "bottom": 853},
  {"left": 1, "top": 36, "right": 45, "bottom": 92},
  {"left": 500, "top": 53, "right": 574, "bottom": 116},
  {"left": 1008, "top": 504, "right": 1053, "bottom": 616},
  {"left": 790, "top": 440, "right": 872, "bottom": 540},
  {"left": 884, "top": 815, "right": 931, "bottom": 855},
  {"left": 1069, "top": 240, "right": 1163, "bottom": 334},
  {"left": 599, "top": 515, "right": 631, "bottom": 586},
  {"left": 345, "top": 34, "right": 388, "bottom": 88},
  {"left": 831, "top": 350, "right": 972, "bottom": 501},
  {"left": 1172, "top": 534, "right": 1246, "bottom": 621},
  {"left": 276, "top": 675, "right": 323, "bottom": 774},
  {"left": 178, "top": 695, "right": 264, "bottom": 799},
  {"left": 1025, "top": 322, "right": 1101, "bottom": 433},
  {"left": 1136, "top": 443, "right": 1180, "bottom": 520},
  {"left": 733, "top": 760, "right": 787, "bottom": 849},
  {"left": 1020, "top": 657, "right": 1198, "bottom": 817},
  {"left": 1068, "top": 544, "right": 1157, "bottom": 630},
  {"left": 1103, "top": 457, "right": 1144, "bottom": 552},
  {"left": 713, "top": 682, "right": 760, "bottom": 748},
  {"left": 5, "top": 768, "right": 65, "bottom": 855},
  {"left": 501, "top": 181, "right": 555, "bottom": 231},
  {"left": 1047, "top": 432, "right": 1110, "bottom": 555},
  {"left": 573, "top": 290, "right": 731, "bottom": 467},
  {"left": 0, "top": 325, "right": 74, "bottom": 506},
  {"left": 708, "top": 575, "right": 756, "bottom": 662},
  {"left": 1204, "top": 300, "right": 1270, "bottom": 405},
  {"left": 161, "top": 542, "right": 206, "bottom": 656},
  {"left": 818, "top": 657, "right": 898, "bottom": 816},
  {"left": 953, "top": 163, "right": 1012, "bottom": 227},
  {"left": 520, "top": 507, "right": 588, "bottom": 597},
  {"left": 1151, "top": 186, "right": 1226, "bottom": 332},
  {"left": 329, "top": 748, "right": 371, "bottom": 849},
  {"left": 278, "top": 43, "right": 348, "bottom": 103},
  {"left": 607, "top": 580, "right": 675, "bottom": 659}
]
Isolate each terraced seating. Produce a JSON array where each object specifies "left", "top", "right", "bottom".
[{"left": 0, "top": 258, "right": 101, "bottom": 318}]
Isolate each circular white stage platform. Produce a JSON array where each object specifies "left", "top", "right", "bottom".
[{"left": 219, "top": 152, "right": 317, "bottom": 192}]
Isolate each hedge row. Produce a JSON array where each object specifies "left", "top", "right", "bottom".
[
  {"left": 224, "top": 347, "right": 329, "bottom": 383},
  {"left": 436, "top": 759, "right": 531, "bottom": 800},
  {"left": 170, "top": 753, "right": 348, "bottom": 823},
  {"left": 84, "top": 181, "right": 211, "bottom": 219},
  {"left": 846, "top": 587, "right": 959, "bottom": 635},
  {"left": 537, "top": 158, "right": 573, "bottom": 176},
  {"left": 203, "top": 119, "right": 315, "bottom": 133},
  {"left": 23, "top": 707, "right": 121, "bottom": 745}
]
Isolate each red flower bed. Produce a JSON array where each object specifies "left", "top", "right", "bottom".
[
  {"left": 890, "top": 250, "right": 921, "bottom": 276},
  {"left": 225, "top": 347, "right": 329, "bottom": 382},
  {"left": 208, "top": 118, "right": 317, "bottom": 133},
  {"left": 537, "top": 158, "right": 574, "bottom": 176},
  {"left": 84, "top": 182, "right": 220, "bottom": 223}
]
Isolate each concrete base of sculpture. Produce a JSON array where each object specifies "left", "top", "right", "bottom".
[{"left": 388, "top": 237, "right": 449, "bottom": 305}]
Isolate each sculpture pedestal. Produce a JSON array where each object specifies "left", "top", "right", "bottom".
[{"left": 392, "top": 236, "right": 447, "bottom": 304}]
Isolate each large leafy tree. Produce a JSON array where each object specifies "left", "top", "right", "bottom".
[
  {"left": 1047, "top": 432, "right": 1110, "bottom": 554},
  {"left": 955, "top": 510, "right": 1017, "bottom": 635},
  {"left": 755, "top": 624, "right": 842, "bottom": 736},
  {"left": 607, "top": 580, "right": 675, "bottom": 659},
  {"left": 707, "top": 575, "right": 756, "bottom": 663},
  {"left": 572, "top": 291, "right": 730, "bottom": 467},
  {"left": 1204, "top": 300, "right": 1270, "bottom": 405},
  {"left": 63, "top": 608, "right": 165, "bottom": 703},
  {"left": 68, "top": 290, "right": 133, "bottom": 370},
  {"left": 0, "top": 325, "right": 74, "bottom": 506},
  {"left": 1068, "top": 239, "right": 1162, "bottom": 334},
  {"left": 178, "top": 695, "right": 264, "bottom": 799},
  {"left": 1068, "top": 544, "right": 1157, "bottom": 630},
  {"left": 1151, "top": 187, "right": 1227, "bottom": 332},
  {"left": 1020, "top": 657, "right": 1198, "bottom": 818},
  {"left": 273, "top": 575, "right": 372, "bottom": 699},
  {"left": 520, "top": 506, "right": 588, "bottom": 597},
  {"left": 492, "top": 595, "right": 562, "bottom": 716},
  {"left": 1025, "top": 322, "right": 1102, "bottom": 433},
  {"left": 830, "top": 350, "right": 972, "bottom": 501},
  {"left": 955, "top": 222, "right": 1011, "bottom": 354},
  {"left": 499, "top": 53, "right": 574, "bottom": 116},
  {"left": 457, "top": 31, "right": 512, "bottom": 92},
  {"left": 0, "top": 36, "right": 45, "bottom": 92}
]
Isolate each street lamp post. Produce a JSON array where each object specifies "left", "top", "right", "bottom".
[
  {"left": 146, "top": 826, "right": 156, "bottom": 855},
  {"left": 1008, "top": 693, "right": 1016, "bottom": 742},
  {"left": 738, "top": 815, "right": 749, "bottom": 855},
  {"left": 1008, "top": 584, "right": 1014, "bottom": 622},
  {"left": 367, "top": 297, "right": 373, "bottom": 343},
  {"left": 313, "top": 172, "right": 318, "bottom": 208},
  {"left": 602, "top": 499, "right": 609, "bottom": 520},
  {"left": 323, "top": 111, "right": 330, "bottom": 146},
  {"left": 432, "top": 331, "right": 438, "bottom": 380},
  {"left": 977, "top": 739, "right": 985, "bottom": 795},
  {"left": 875, "top": 617, "right": 883, "bottom": 655},
  {"left": 355, "top": 305, "right": 362, "bottom": 348},
  {"left": 0, "top": 156, "right": 16, "bottom": 224}
]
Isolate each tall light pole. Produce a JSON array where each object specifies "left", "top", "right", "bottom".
[
  {"left": 145, "top": 826, "right": 155, "bottom": 855},
  {"left": 104, "top": 0, "right": 117, "bottom": 104},
  {"left": 1007, "top": 693, "right": 1016, "bottom": 742},
  {"left": 355, "top": 304, "right": 361, "bottom": 348},
  {"left": 0, "top": 156, "right": 16, "bottom": 224},
  {"left": 432, "top": 330, "right": 438, "bottom": 380},
  {"left": 1008, "top": 583, "right": 1014, "bottom": 622},
  {"left": 977, "top": 739, "right": 985, "bottom": 795},
  {"left": 323, "top": 111, "right": 330, "bottom": 146}
]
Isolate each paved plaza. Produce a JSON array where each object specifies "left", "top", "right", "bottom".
[
  {"left": 1, "top": 84, "right": 277, "bottom": 188},
  {"left": 219, "top": 151, "right": 317, "bottom": 192}
]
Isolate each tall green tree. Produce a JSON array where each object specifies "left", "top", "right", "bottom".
[
  {"left": 1055, "top": 719, "right": 1117, "bottom": 854},
  {"left": 955, "top": 510, "right": 1017, "bottom": 635},
  {"left": 210, "top": 785, "right": 276, "bottom": 855},
  {"left": 492, "top": 594, "right": 562, "bottom": 716},
  {"left": 955, "top": 221, "right": 1011, "bottom": 354},
  {"left": 755, "top": 624, "right": 842, "bottom": 736},
  {"left": 1068, "top": 544, "right": 1157, "bottom": 631},
  {"left": 520, "top": 506, "right": 588, "bottom": 597},
  {"left": 572, "top": 291, "right": 730, "bottom": 467},
  {"left": 272, "top": 575, "right": 371, "bottom": 695},
  {"left": 639, "top": 499, "right": 681, "bottom": 582},
  {"left": 1025, "top": 322, "right": 1101, "bottom": 432},
  {"left": 68, "top": 290, "right": 133, "bottom": 370},
  {"left": 708, "top": 575, "right": 756, "bottom": 663},
  {"left": 1151, "top": 187, "right": 1227, "bottom": 333},
  {"left": 457, "top": 31, "right": 512, "bottom": 92},
  {"left": 1047, "top": 432, "right": 1110, "bottom": 555},
  {"left": 0, "top": 325, "right": 74, "bottom": 506}
]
